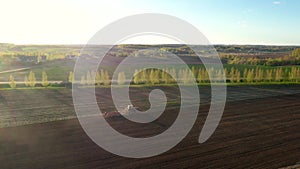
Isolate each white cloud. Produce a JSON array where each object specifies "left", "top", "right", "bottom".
[{"left": 273, "top": 1, "right": 281, "bottom": 5}]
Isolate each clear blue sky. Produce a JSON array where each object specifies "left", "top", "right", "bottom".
[{"left": 0, "top": 0, "right": 299, "bottom": 45}]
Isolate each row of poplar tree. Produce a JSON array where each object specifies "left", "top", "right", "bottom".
[
  {"left": 75, "top": 67, "right": 300, "bottom": 86},
  {"left": 8, "top": 67, "right": 300, "bottom": 88},
  {"left": 225, "top": 67, "right": 300, "bottom": 83},
  {"left": 9, "top": 71, "right": 48, "bottom": 88}
]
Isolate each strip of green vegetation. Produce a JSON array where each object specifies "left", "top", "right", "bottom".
[
  {"left": 0, "top": 86, "right": 67, "bottom": 90},
  {"left": 4, "top": 64, "right": 300, "bottom": 89}
]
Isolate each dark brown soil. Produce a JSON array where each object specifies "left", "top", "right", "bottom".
[{"left": 0, "top": 93, "right": 300, "bottom": 169}]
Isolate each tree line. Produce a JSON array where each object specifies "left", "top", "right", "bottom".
[
  {"left": 75, "top": 66, "right": 300, "bottom": 86},
  {"left": 8, "top": 66, "right": 300, "bottom": 88},
  {"left": 9, "top": 71, "right": 48, "bottom": 88},
  {"left": 224, "top": 67, "right": 300, "bottom": 83},
  {"left": 221, "top": 48, "right": 300, "bottom": 66}
]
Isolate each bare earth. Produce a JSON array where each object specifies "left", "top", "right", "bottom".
[{"left": 0, "top": 86, "right": 300, "bottom": 168}]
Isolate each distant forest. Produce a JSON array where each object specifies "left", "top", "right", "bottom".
[{"left": 1, "top": 43, "right": 300, "bottom": 66}]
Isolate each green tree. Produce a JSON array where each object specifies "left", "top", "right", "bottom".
[
  {"left": 243, "top": 68, "right": 248, "bottom": 82},
  {"left": 24, "top": 75, "right": 29, "bottom": 87},
  {"left": 178, "top": 69, "right": 184, "bottom": 84},
  {"left": 258, "top": 69, "right": 264, "bottom": 82},
  {"left": 9, "top": 74, "right": 16, "bottom": 88},
  {"left": 141, "top": 69, "right": 148, "bottom": 84},
  {"left": 90, "top": 71, "right": 96, "bottom": 84},
  {"left": 179, "top": 69, "right": 193, "bottom": 84},
  {"left": 103, "top": 70, "right": 110, "bottom": 85},
  {"left": 117, "top": 72, "right": 126, "bottom": 85},
  {"left": 235, "top": 69, "right": 241, "bottom": 83},
  {"left": 283, "top": 69, "right": 289, "bottom": 82},
  {"left": 275, "top": 68, "right": 283, "bottom": 82},
  {"left": 185, "top": 69, "right": 194, "bottom": 84},
  {"left": 198, "top": 68, "right": 209, "bottom": 83},
  {"left": 204, "top": 69, "right": 209, "bottom": 83},
  {"left": 80, "top": 75, "right": 86, "bottom": 85},
  {"left": 162, "top": 69, "right": 171, "bottom": 84},
  {"left": 296, "top": 68, "right": 300, "bottom": 82},
  {"left": 224, "top": 68, "right": 228, "bottom": 80},
  {"left": 150, "top": 69, "right": 159, "bottom": 84},
  {"left": 28, "top": 71, "right": 36, "bottom": 87},
  {"left": 229, "top": 67, "right": 235, "bottom": 83},
  {"left": 266, "top": 69, "right": 273, "bottom": 82},
  {"left": 289, "top": 67, "right": 297, "bottom": 82},
  {"left": 168, "top": 68, "right": 177, "bottom": 84},
  {"left": 246, "top": 69, "right": 254, "bottom": 83},
  {"left": 86, "top": 71, "right": 92, "bottom": 85},
  {"left": 216, "top": 70, "right": 224, "bottom": 82},
  {"left": 254, "top": 68, "right": 259, "bottom": 82},
  {"left": 288, "top": 71, "right": 294, "bottom": 82},
  {"left": 191, "top": 66, "right": 197, "bottom": 79},
  {"left": 68, "top": 71, "right": 74, "bottom": 83},
  {"left": 100, "top": 70, "right": 105, "bottom": 84},
  {"left": 37, "top": 55, "right": 42, "bottom": 63},
  {"left": 95, "top": 71, "right": 101, "bottom": 86},
  {"left": 133, "top": 69, "right": 140, "bottom": 84},
  {"left": 197, "top": 69, "right": 203, "bottom": 83},
  {"left": 41, "top": 71, "right": 49, "bottom": 87},
  {"left": 157, "top": 69, "right": 162, "bottom": 84},
  {"left": 161, "top": 69, "right": 166, "bottom": 84}
]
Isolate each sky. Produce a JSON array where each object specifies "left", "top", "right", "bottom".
[{"left": 0, "top": 0, "right": 299, "bottom": 45}]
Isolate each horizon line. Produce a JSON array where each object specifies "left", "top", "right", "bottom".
[{"left": 1, "top": 42, "right": 300, "bottom": 47}]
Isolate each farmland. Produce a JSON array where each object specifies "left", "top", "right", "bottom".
[
  {"left": 0, "top": 85, "right": 300, "bottom": 168},
  {"left": 1, "top": 44, "right": 300, "bottom": 85},
  {"left": 1, "top": 85, "right": 300, "bottom": 128},
  {"left": 1, "top": 44, "right": 300, "bottom": 168}
]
